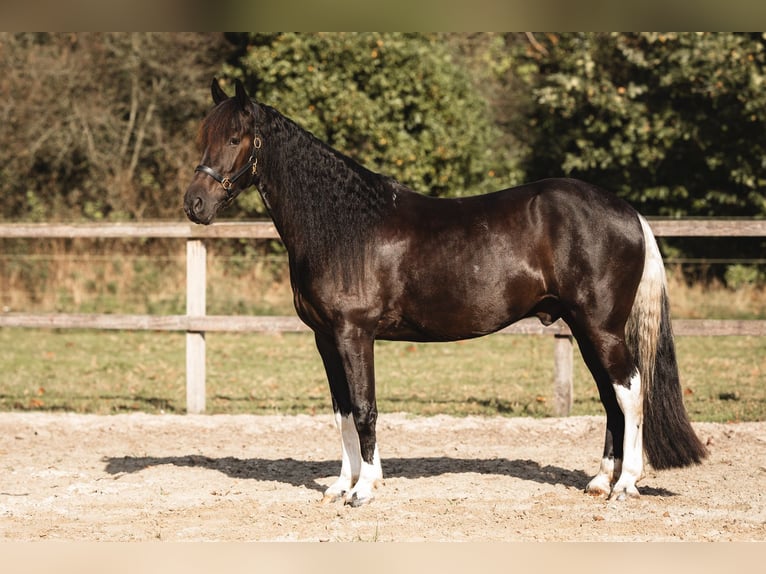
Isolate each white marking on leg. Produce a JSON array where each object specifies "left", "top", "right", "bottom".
[
  {"left": 586, "top": 456, "right": 615, "bottom": 496},
  {"left": 323, "top": 413, "right": 362, "bottom": 503},
  {"left": 611, "top": 370, "right": 644, "bottom": 500},
  {"left": 346, "top": 442, "right": 382, "bottom": 507}
]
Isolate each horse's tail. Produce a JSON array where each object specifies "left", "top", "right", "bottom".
[{"left": 626, "top": 216, "right": 708, "bottom": 469}]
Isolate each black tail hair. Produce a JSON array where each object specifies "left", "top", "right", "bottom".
[{"left": 641, "top": 287, "right": 708, "bottom": 469}]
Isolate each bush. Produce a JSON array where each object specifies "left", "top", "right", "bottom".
[{"left": 724, "top": 264, "right": 763, "bottom": 289}]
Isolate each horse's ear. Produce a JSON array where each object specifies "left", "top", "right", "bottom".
[
  {"left": 211, "top": 78, "right": 228, "bottom": 105},
  {"left": 234, "top": 78, "right": 251, "bottom": 112}
]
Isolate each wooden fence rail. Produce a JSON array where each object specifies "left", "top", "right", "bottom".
[{"left": 1, "top": 219, "right": 765, "bottom": 415}]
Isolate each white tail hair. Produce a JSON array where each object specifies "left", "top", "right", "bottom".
[{"left": 625, "top": 215, "right": 665, "bottom": 396}]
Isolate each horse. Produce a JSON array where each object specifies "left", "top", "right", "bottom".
[{"left": 184, "top": 78, "right": 707, "bottom": 506}]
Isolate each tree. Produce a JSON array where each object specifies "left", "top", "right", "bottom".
[
  {"left": 512, "top": 32, "right": 766, "bottom": 219},
  {"left": 220, "top": 32, "right": 517, "bottom": 218},
  {"left": 0, "top": 32, "right": 229, "bottom": 221}
]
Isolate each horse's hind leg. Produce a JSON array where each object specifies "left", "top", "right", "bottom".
[
  {"left": 610, "top": 368, "right": 644, "bottom": 500},
  {"left": 584, "top": 369, "right": 624, "bottom": 497},
  {"left": 575, "top": 325, "right": 643, "bottom": 500}
]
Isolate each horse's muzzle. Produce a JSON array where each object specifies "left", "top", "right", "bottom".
[{"left": 183, "top": 186, "right": 216, "bottom": 225}]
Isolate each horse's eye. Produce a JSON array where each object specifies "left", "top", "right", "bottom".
[{"left": 229, "top": 137, "right": 241, "bottom": 146}]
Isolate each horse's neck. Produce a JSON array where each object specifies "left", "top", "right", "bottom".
[
  {"left": 255, "top": 115, "right": 390, "bottom": 269},
  {"left": 254, "top": 132, "right": 326, "bottom": 262}
]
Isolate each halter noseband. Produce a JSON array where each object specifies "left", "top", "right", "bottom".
[{"left": 195, "top": 136, "right": 262, "bottom": 193}]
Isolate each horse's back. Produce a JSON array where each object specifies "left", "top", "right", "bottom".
[
  {"left": 391, "top": 177, "right": 639, "bottom": 226},
  {"left": 388, "top": 177, "right": 643, "bottom": 266}
]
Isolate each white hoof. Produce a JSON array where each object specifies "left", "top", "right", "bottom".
[
  {"left": 609, "top": 484, "right": 641, "bottom": 501},
  {"left": 586, "top": 457, "right": 621, "bottom": 497},
  {"left": 344, "top": 490, "right": 373, "bottom": 507},
  {"left": 609, "top": 478, "right": 640, "bottom": 501},
  {"left": 322, "top": 476, "right": 354, "bottom": 504},
  {"left": 585, "top": 473, "right": 612, "bottom": 497},
  {"left": 343, "top": 477, "right": 380, "bottom": 507},
  {"left": 608, "top": 460, "right": 643, "bottom": 500}
]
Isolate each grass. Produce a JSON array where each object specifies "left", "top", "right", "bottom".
[
  {"left": 1, "top": 328, "right": 763, "bottom": 422},
  {"left": 0, "top": 329, "right": 186, "bottom": 413}
]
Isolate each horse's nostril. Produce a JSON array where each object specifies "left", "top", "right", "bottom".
[{"left": 193, "top": 196, "right": 204, "bottom": 215}]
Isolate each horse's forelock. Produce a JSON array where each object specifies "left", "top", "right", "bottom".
[{"left": 198, "top": 99, "right": 248, "bottom": 151}]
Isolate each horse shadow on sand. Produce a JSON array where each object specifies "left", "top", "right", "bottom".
[{"left": 102, "top": 454, "right": 677, "bottom": 497}]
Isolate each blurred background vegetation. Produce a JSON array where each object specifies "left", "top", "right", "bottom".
[
  {"left": 1, "top": 32, "right": 765, "bottom": 310},
  {"left": 2, "top": 32, "right": 765, "bottom": 220}
]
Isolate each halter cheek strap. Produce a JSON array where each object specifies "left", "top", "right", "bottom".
[{"left": 195, "top": 136, "right": 262, "bottom": 193}]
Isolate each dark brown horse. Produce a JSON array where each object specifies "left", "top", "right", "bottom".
[{"left": 184, "top": 79, "right": 706, "bottom": 506}]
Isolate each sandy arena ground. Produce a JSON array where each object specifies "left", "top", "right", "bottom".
[{"left": 0, "top": 412, "right": 764, "bottom": 542}]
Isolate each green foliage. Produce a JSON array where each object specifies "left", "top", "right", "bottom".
[
  {"left": 4, "top": 32, "right": 765, "bottom": 225},
  {"left": 724, "top": 264, "right": 764, "bottom": 289},
  {"left": 221, "top": 32, "right": 515, "bottom": 213},
  {"left": 513, "top": 32, "right": 766, "bottom": 219}
]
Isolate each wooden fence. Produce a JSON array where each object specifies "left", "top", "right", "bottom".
[{"left": 1, "top": 220, "right": 765, "bottom": 415}]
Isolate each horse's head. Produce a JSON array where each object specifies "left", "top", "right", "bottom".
[{"left": 184, "top": 78, "right": 261, "bottom": 225}]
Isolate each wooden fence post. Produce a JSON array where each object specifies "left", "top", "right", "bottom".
[
  {"left": 553, "top": 334, "right": 574, "bottom": 416},
  {"left": 186, "top": 239, "right": 207, "bottom": 414}
]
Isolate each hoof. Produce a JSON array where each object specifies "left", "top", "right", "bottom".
[
  {"left": 608, "top": 486, "right": 640, "bottom": 501},
  {"left": 344, "top": 492, "right": 372, "bottom": 508},
  {"left": 585, "top": 474, "right": 612, "bottom": 497},
  {"left": 323, "top": 477, "right": 353, "bottom": 504},
  {"left": 586, "top": 487, "right": 608, "bottom": 497},
  {"left": 321, "top": 492, "right": 344, "bottom": 505}
]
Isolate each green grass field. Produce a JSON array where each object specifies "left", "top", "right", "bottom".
[{"left": 1, "top": 328, "right": 763, "bottom": 422}]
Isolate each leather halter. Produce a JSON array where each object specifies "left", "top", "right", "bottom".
[{"left": 194, "top": 136, "right": 262, "bottom": 193}]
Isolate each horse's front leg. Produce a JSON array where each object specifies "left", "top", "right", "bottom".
[
  {"left": 314, "top": 329, "right": 382, "bottom": 506},
  {"left": 336, "top": 324, "right": 382, "bottom": 506},
  {"left": 315, "top": 332, "right": 358, "bottom": 502}
]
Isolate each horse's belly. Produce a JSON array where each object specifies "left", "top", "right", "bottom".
[
  {"left": 376, "top": 315, "right": 512, "bottom": 342},
  {"left": 378, "top": 292, "right": 523, "bottom": 343}
]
